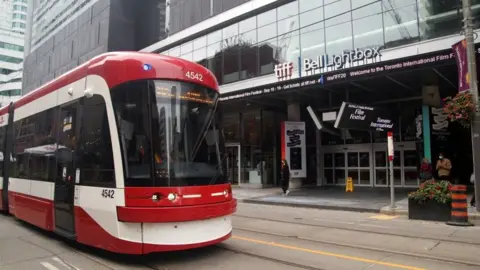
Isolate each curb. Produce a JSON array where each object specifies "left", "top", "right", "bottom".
[
  {"left": 240, "top": 198, "right": 480, "bottom": 222},
  {"left": 242, "top": 199, "right": 382, "bottom": 213},
  {"left": 379, "top": 207, "right": 408, "bottom": 216}
]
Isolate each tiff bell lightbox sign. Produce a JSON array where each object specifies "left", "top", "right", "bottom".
[
  {"left": 334, "top": 102, "right": 394, "bottom": 132},
  {"left": 303, "top": 47, "right": 382, "bottom": 73},
  {"left": 281, "top": 121, "right": 307, "bottom": 178}
]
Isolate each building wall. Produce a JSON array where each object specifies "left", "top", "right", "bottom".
[
  {"left": 0, "top": 0, "right": 27, "bottom": 104},
  {"left": 143, "top": 0, "right": 480, "bottom": 96},
  {"left": 168, "top": 0, "right": 251, "bottom": 35},
  {"left": 30, "top": 0, "right": 102, "bottom": 52},
  {"left": 22, "top": 0, "right": 166, "bottom": 94}
]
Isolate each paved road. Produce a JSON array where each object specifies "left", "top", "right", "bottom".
[{"left": 1, "top": 203, "right": 480, "bottom": 270}]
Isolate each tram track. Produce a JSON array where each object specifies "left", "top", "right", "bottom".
[
  {"left": 231, "top": 226, "right": 480, "bottom": 268},
  {"left": 233, "top": 214, "right": 480, "bottom": 246},
  {"left": 214, "top": 244, "right": 327, "bottom": 270}
]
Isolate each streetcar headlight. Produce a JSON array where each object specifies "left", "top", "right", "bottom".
[
  {"left": 167, "top": 193, "right": 176, "bottom": 201},
  {"left": 143, "top": 63, "right": 152, "bottom": 71},
  {"left": 224, "top": 190, "right": 228, "bottom": 197}
]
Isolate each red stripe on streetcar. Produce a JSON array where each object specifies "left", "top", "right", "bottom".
[
  {"left": 117, "top": 199, "right": 237, "bottom": 223},
  {"left": 9, "top": 192, "right": 54, "bottom": 231},
  {"left": 124, "top": 184, "right": 232, "bottom": 207}
]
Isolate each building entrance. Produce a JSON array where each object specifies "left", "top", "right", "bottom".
[
  {"left": 321, "top": 142, "right": 418, "bottom": 188},
  {"left": 322, "top": 144, "right": 372, "bottom": 187}
]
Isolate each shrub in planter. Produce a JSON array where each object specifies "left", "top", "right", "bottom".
[{"left": 408, "top": 180, "right": 452, "bottom": 222}]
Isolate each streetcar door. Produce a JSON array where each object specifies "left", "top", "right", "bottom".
[{"left": 54, "top": 101, "right": 82, "bottom": 239}]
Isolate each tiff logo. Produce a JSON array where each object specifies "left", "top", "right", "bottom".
[
  {"left": 274, "top": 62, "right": 294, "bottom": 80},
  {"left": 286, "top": 129, "right": 304, "bottom": 147}
]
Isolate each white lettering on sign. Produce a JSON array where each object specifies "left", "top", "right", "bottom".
[
  {"left": 185, "top": 71, "right": 204, "bottom": 81},
  {"left": 303, "top": 47, "right": 382, "bottom": 73},
  {"left": 350, "top": 108, "right": 366, "bottom": 120},
  {"left": 370, "top": 118, "right": 393, "bottom": 131},
  {"left": 274, "top": 62, "right": 294, "bottom": 80}
]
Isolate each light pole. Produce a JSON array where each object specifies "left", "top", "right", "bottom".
[{"left": 461, "top": 0, "right": 480, "bottom": 212}]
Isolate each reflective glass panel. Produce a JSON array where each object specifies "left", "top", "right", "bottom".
[
  {"left": 383, "top": 4, "right": 420, "bottom": 48},
  {"left": 239, "top": 16, "right": 257, "bottom": 33},
  {"left": 300, "top": 6, "right": 324, "bottom": 28},
  {"left": 299, "top": 0, "right": 323, "bottom": 13},
  {"left": 301, "top": 23, "right": 325, "bottom": 60},
  {"left": 258, "top": 9, "right": 276, "bottom": 26},
  {"left": 258, "top": 23, "right": 277, "bottom": 43},
  {"left": 325, "top": 21, "right": 353, "bottom": 55},
  {"left": 278, "top": 1, "right": 299, "bottom": 20},
  {"left": 353, "top": 13, "right": 384, "bottom": 49},
  {"left": 418, "top": 0, "right": 462, "bottom": 40}
]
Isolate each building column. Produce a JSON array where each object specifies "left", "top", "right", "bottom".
[
  {"left": 287, "top": 103, "right": 303, "bottom": 189},
  {"left": 316, "top": 128, "right": 322, "bottom": 186},
  {"left": 422, "top": 105, "right": 432, "bottom": 162}
]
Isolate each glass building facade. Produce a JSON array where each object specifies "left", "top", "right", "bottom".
[
  {"left": 161, "top": 0, "right": 480, "bottom": 86},
  {"left": 154, "top": 0, "right": 480, "bottom": 188}
]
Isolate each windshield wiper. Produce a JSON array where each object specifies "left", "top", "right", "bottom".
[
  {"left": 209, "top": 154, "right": 227, "bottom": 185},
  {"left": 190, "top": 101, "right": 218, "bottom": 162}
]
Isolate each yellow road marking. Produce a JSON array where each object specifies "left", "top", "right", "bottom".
[
  {"left": 369, "top": 214, "right": 398, "bottom": 220},
  {"left": 232, "top": 235, "right": 426, "bottom": 270}
]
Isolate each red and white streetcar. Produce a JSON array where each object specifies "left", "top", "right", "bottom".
[{"left": 0, "top": 52, "right": 236, "bottom": 254}]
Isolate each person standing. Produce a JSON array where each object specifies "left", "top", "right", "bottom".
[
  {"left": 281, "top": 159, "right": 290, "bottom": 195},
  {"left": 419, "top": 157, "right": 433, "bottom": 182},
  {"left": 436, "top": 152, "right": 452, "bottom": 181},
  {"left": 471, "top": 173, "right": 475, "bottom": 207}
]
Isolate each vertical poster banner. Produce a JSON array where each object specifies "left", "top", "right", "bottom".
[
  {"left": 430, "top": 107, "right": 451, "bottom": 171},
  {"left": 452, "top": 39, "right": 470, "bottom": 92},
  {"left": 281, "top": 121, "right": 307, "bottom": 178}
]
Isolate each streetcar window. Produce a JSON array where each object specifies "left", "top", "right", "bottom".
[
  {"left": 76, "top": 95, "right": 115, "bottom": 187},
  {"left": 11, "top": 108, "right": 58, "bottom": 182},
  {"left": 111, "top": 79, "right": 227, "bottom": 187}
]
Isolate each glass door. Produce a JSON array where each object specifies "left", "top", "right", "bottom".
[
  {"left": 225, "top": 143, "right": 241, "bottom": 184},
  {"left": 334, "top": 152, "right": 346, "bottom": 185},
  {"left": 373, "top": 142, "right": 418, "bottom": 187},
  {"left": 322, "top": 152, "right": 346, "bottom": 185},
  {"left": 374, "top": 149, "right": 401, "bottom": 187},
  {"left": 374, "top": 151, "right": 388, "bottom": 186},
  {"left": 403, "top": 148, "right": 419, "bottom": 187},
  {"left": 347, "top": 151, "right": 372, "bottom": 186}
]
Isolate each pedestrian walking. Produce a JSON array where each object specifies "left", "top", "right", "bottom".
[{"left": 281, "top": 159, "right": 290, "bottom": 195}]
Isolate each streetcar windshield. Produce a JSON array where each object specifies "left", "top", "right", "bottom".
[{"left": 112, "top": 80, "right": 227, "bottom": 187}]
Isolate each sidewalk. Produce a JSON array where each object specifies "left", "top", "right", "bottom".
[{"left": 234, "top": 186, "right": 480, "bottom": 223}]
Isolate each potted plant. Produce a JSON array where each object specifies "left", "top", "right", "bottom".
[
  {"left": 408, "top": 180, "right": 452, "bottom": 222},
  {"left": 443, "top": 91, "right": 475, "bottom": 128}
]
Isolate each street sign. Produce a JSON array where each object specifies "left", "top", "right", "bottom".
[
  {"left": 334, "top": 102, "right": 394, "bottom": 131},
  {"left": 387, "top": 132, "right": 394, "bottom": 160}
]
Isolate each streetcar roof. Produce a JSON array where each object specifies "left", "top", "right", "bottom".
[{"left": 0, "top": 52, "right": 219, "bottom": 115}]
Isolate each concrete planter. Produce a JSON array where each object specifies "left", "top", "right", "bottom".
[{"left": 408, "top": 198, "right": 452, "bottom": 222}]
